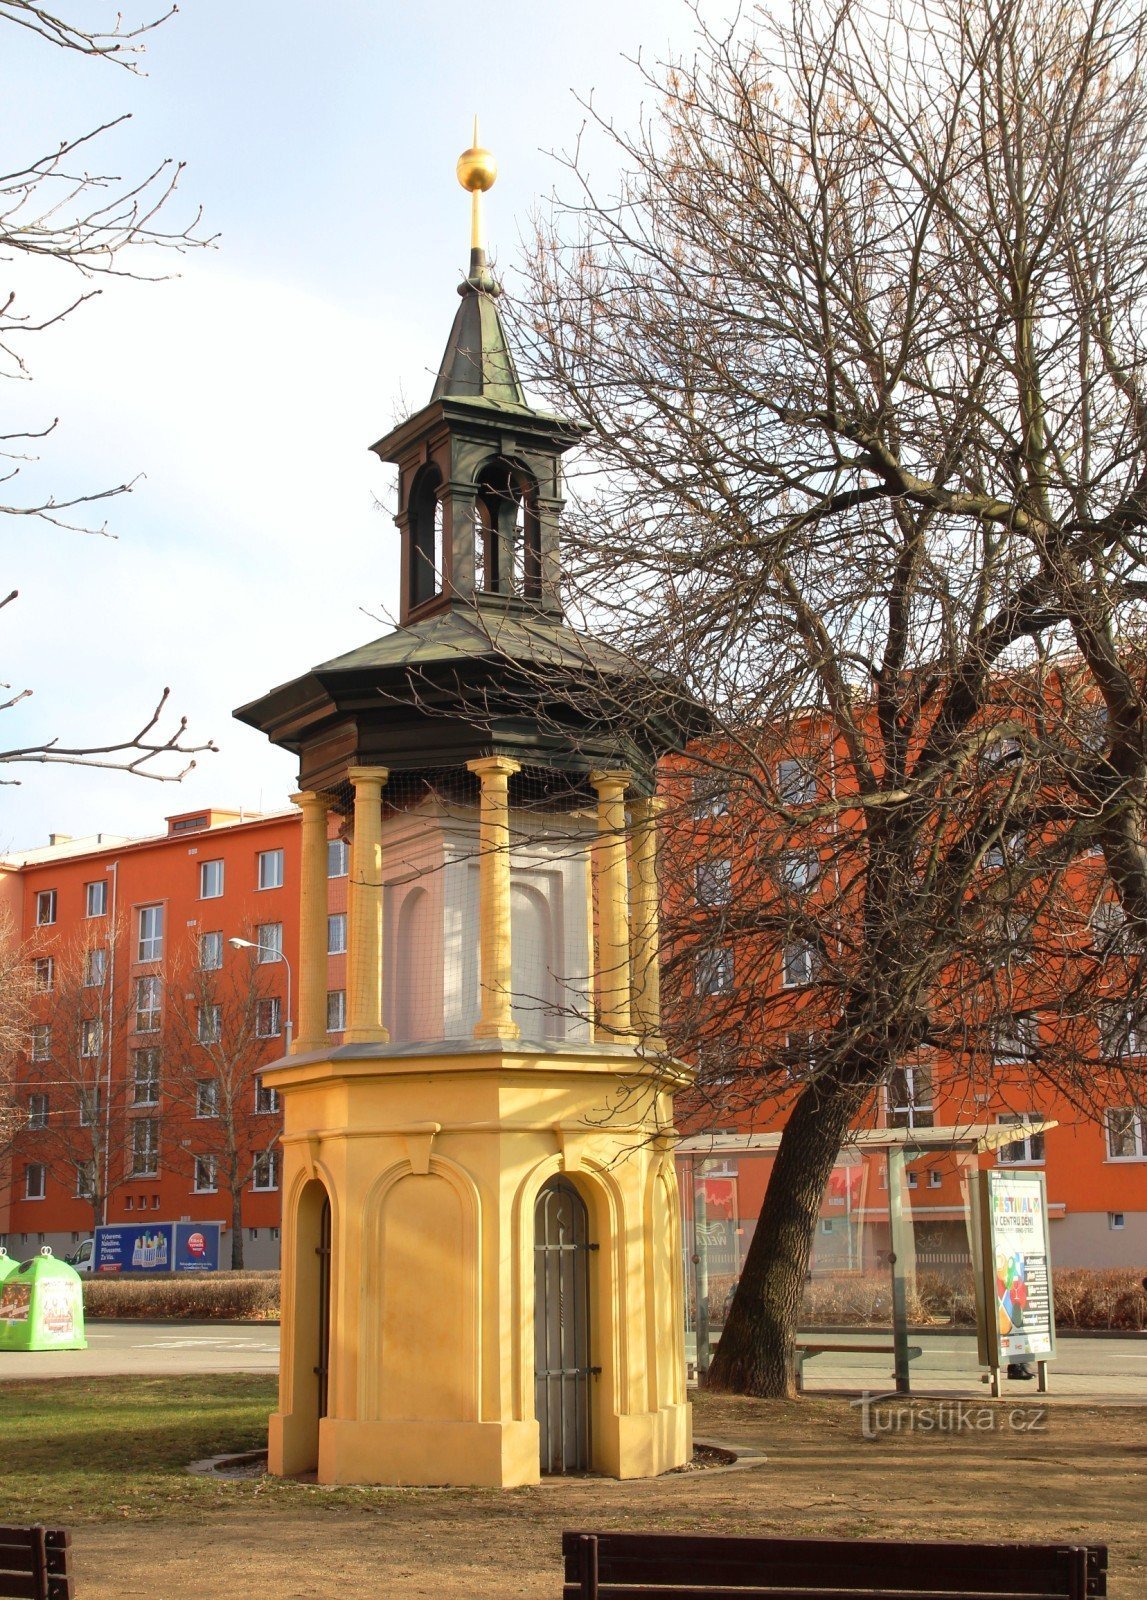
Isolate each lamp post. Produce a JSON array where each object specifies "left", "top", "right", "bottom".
[{"left": 228, "top": 936, "right": 293, "bottom": 1053}]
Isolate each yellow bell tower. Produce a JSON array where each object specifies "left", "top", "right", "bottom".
[{"left": 234, "top": 135, "right": 701, "bottom": 1488}]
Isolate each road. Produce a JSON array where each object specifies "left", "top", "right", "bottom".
[{"left": 0, "top": 1322, "right": 1143, "bottom": 1399}]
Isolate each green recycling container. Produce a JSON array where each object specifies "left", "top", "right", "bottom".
[
  {"left": 0, "top": 1248, "right": 17, "bottom": 1290},
  {"left": 0, "top": 1247, "right": 87, "bottom": 1352}
]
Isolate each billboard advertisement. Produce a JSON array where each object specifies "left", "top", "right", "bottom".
[
  {"left": 976, "top": 1168, "right": 1055, "bottom": 1366},
  {"left": 93, "top": 1221, "right": 221, "bottom": 1273}
]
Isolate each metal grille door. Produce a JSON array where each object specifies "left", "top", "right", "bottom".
[
  {"left": 534, "top": 1176, "right": 594, "bottom": 1473},
  {"left": 316, "top": 1195, "right": 331, "bottom": 1420}
]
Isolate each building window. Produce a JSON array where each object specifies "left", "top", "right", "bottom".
[
  {"left": 1105, "top": 1106, "right": 1147, "bottom": 1160},
  {"left": 80, "top": 1017, "right": 103, "bottom": 1058},
  {"left": 255, "top": 1077, "right": 279, "bottom": 1115},
  {"left": 252, "top": 1149, "right": 280, "bottom": 1191},
  {"left": 255, "top": 997, "right": 282, "bottom": 1039},
  {"left": 327, "top": 913, "right": 347, "bottom": 956},
  {"left": 79, "top": 1086, "right": 102, "bottom": 1127},
  {"left": 132, "top": 1049, "right": 160, "bottom": 1107},
  {"left": 906, "top": 1170, "right": 919, "bottom": 1190},
  {"left": 326, "top": 989, "right": 346, "bottom": 1033},
  {"left": 24, "top": 1163, "right": 46, "bottom": 1201},
  {"left": 887, "top": 1064, "right": 935, "bottom": 1129},
  {"left": 135, "top": 976, "right": 162, "bottom": 1033},
  {"left": 780, "top": 852, "right": 819, "bottom": 892},
  {"left": 692, "top": 777, "right": 729, "bottom": 819},
  {"left": 256, "top": 922, "right": 283, "bottom": 963},
  {"left": 195, "top": 1079, "right": 219, "bottom": 1118},
  {"left": 27, "top": 1093, "right": 49, "bottom": 1130},
  {"left": 35, "top": 889, "right": 57, "bottom": 926},
  {"left": 75, "top": 1161, "right": 96, "bottom": 1200},
  {"left": 1109, "top": 1211, "right": 1126, "bottom": 1230},
  {"left": 137, "top": 904, "right": 164, "bottom": 963},
  {"left": 928, "top": 1169, "right": 942, "bottom": 1189},
  {"left": 695, "top": 858, "right": 732, "bottom": 906},
  {"left": 997, "top": 1113, "right": 1045, "bottom": 1165},
  {"left": 198, "top": 930, "right": 223, "bottom": 971},
  {"left": 31, "top": 1023, "right": 51, "bottom": 1061},
  {"left": 776, "top": 759, "right": 816, "bottom": 806},
  {"left": 130, "top": 1119, "right": 160, "bottom": 1178},
  {"left": 84, "top": 879, "right": 108, "bottom": 918},
  {"left": 327, "top": 837, "right": 348, "bottom": 878},
  {"left": 695, "top": 946, "right": 733, "bottom": 997},
  {"left": 992, "top": 1013, "right": 1036, "bottom": 1063},
  {"left": 197, "top": 1004, "right": 221, "bottom": 1046},
  {"left": 83, "top": 947, "right": 107, "bottom": 988},
  {"left": 32, "top": 956, "right": 55, "bottom": 993},
  {"left": 784, "top": 1030, "right": 818, "bottom": 1081},
  {"left": 193, "top": 1155, "right": 218, "bottom": 1193},
  {"left": 199, "top": 859, "right": 224, "bottom": 899},
  {"left": 782, "top": 941, "right": 820, "bottom": 988},
  {"left": 258, "top": 849, "right": 284, "bottom": 891}
]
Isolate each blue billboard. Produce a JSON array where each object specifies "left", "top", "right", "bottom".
[{"left": 93, "top": 1221, "right": 221, "bottom": 1272}]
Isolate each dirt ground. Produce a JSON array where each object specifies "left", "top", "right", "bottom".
[{"left": 70, "top": 1393, "right": 1146, "bottom": 1599}]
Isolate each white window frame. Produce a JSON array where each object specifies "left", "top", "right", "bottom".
[
  {"left": 130, "top": 1118, "right": 160, "bottom": 1178},
  {"left": 327, "top": 913, "right": 347, "bottom": 956},
  {"left": 24, "top": 1163, "right": 46, "bottom": 1201},
  {"left": 197, "top": 1003, "right": 222, "bottom": 1046},
  {"left": 80, "top": 1016, "right": 103, "bottom": 1058},
  {"left": 32, "top": 956, "right": 55, "bottom": 993},
  {"left": 256, "top": 922, "right": 283, "bottom": 963},
  {"left": 326, "top": 988, "right": 346, "bottom": 1033},
  {"left": 1104, "top": 1106, "right": 1147, "bottom": 1160},
  {"left": 198, "top": 930, "right": 223, "bottom": 972},
  {"left": 75, "top": 1160, "right": 96, "bottom": 1200},
  {"left": 137, "top": 903, "right": 164, "bottom": 963},
  {"left": 35, "top": 889, "right": 57, "bottom": 926},
  {"left": 692, "top": 777, "right": 730, "bottom": 819},
  {"left": 83, "top": 947, "right": 107, "bottom": 989},
  {"left": 776, "top": 758, "right": 816, "bottom": 806},
  {"left": 780, "top": 851, "right": 819, "bottom": 892},
  {"left": 27, "top": 1092, "right": 48, "bottom": 1130},
  {"left": 193, "top": 1154, "right": 218, "bottom": 1193},
  {"left": 79, "top": 1086, "right": 102, "bottom": 1128},
  {"left": 199, "top": 858, "right": 224, "bottom": 899},
  {"left": 992, "top": 1013, "right": 1037, "bottom": 1064},
  {"left": 251, "top": 1148, "right": 280, "bottom": 1191},
  {"left": 85, "top": 879, "right": 108, "bottom": 918},
  {"left": 257, "top": 849, "right": 284, "bottom": 891},
  {"left": 135, "top": 975, "right": 162, "bottom": 1034},
  {"left": 996, "top": 1113, "right": 1045, "bottom": 1166},
  {"left": 255, "top": 1077, "right": 279, "bottom": 1115},
  {"left": 886, "top": 1063, "right": 935, "bottom": 1130},
  {"left": 782, "top": 941, "right": 819, "bottom": 989},
  {"left": 132, "top": 1049, "right": 160, "bottom": 1107},
  {"left": 327, "top": 837, "right": 348, "bottom": 878},
  {"left": 31, "top": 1023, "right": 51, "bottom": 1062},
  {"left": 695, "top": 858, "right": 732, "bottom": 906},
  {"left": 255, "top": 996, "right": 282, "bottom": 1039},
  {"left": 195, "top": 1079, "right": 219, "bottom": 1119},
  {"left": 695, "top": 946, "right": 733, "bottom": 997}
]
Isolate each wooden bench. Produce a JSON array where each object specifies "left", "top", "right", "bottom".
[
  {"left": 562, "top": 1531, "right": 1108, "bottom": 1600},
  {"left": 0, "top": 1526, "right": 72, "bottom": 1600},
  {"left": 794, "top": 1340, "right": 922, "bottom": 1392}
]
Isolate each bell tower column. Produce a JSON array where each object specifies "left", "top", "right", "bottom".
[
  {"left": 292, "top": 789, "right": 332, "bottom": 1053},
  {"left": 592, "top": 769, "right": 633, "bottom": 1037},
  {"left": 628, "top": 794, "right": 664, "bottom": 1042},
  {"left": 467, "top": 755, "right": 521, "bottom": 1041},
  {"left": 345, "top": 765, "right": 390, "bottom": 1044}
]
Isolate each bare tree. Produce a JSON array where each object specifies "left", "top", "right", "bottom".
[
  {"left": 0, "top": 910, "right": 32, "bottom": 1150},
  {"left": 163, "top": 939, "right": 285, "bottom": 1270},
  {"left": 518, "top": 0, "right": 1147, "bottom": 1393},
  {"left": 1, "top": 2, "right": 215, "bottom": 779}
]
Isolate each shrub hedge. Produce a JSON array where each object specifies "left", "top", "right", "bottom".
[{"left": 81, "top": 1270, "right": 280, "bottom": 1321}]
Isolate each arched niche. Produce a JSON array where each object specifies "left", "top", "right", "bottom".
[
  {"left": 474, "top": 457, "right": 541, "bottom": 600},
  {"left": 510, "top": 879, "right": 557, "bottom": 1040},
  {"left": 283, "top": 1174, "right": 333, "bottom": 1473},
  {"left": 408, "top": 464, "right": 444, "bottom": 610},
  {"left": 395, "top": 885, "right": 441, "bottom": 1042}
]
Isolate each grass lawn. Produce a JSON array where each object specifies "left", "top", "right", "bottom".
[{"left": 1, "top": 1379, "right": 1143, "bottom": 1597}]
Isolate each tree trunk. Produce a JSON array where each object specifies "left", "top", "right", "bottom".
[
  {"left": 230, "top": 1186, "right": 244, "bottom": 1270},
  {"left": 705, "top": 1073, "right": 871, "bottom": 1397}
]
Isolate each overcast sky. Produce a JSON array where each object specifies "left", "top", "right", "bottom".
[{"left": 0, "top": 0, "right": 712, "bottom": 853}]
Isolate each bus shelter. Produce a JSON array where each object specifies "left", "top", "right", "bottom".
[{"left": 676, "top": 1120, "right": 1055, "bottom": 1394}]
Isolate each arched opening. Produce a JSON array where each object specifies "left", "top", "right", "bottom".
[
  {"left": 282, "top": 1176, "right": 331, "bottom": 1474},
  {"left": 409, "top": 465, "right": 444, "bottom": 609},
  {"left": 475, "top": 458, "right": 541, "bottom": 599},
  {"left": 534, "top": 1175, "right": 593, "bottom": 1473},
  {"left": 511, "top": 880, "right": 558, "bottom": 1040}
]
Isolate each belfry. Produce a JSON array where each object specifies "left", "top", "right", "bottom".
[{"left": 235, "top": 130, "right": 697, "bottom": 1487}]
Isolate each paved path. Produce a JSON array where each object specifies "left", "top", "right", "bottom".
[{"left": 1, "top": 1322, "right": 1143, "bottom": 1400}]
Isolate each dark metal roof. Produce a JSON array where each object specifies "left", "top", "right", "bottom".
[{"left": 429, "top": 248, "right": 528, "bottom": 409}]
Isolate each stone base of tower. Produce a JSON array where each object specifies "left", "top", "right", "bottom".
[{"left": 263, "top": 1040, "right": 692, "bottom": 1488}]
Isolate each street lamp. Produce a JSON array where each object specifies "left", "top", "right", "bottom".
[{"left": 229, "top": 936, "right": 293, "bottom": 1053}]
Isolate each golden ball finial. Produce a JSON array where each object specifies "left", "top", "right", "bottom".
[{"left": 457, "top": 142, "right": 497, "bottom": 194}]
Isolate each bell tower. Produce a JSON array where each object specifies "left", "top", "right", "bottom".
[{"left": 234, "top": 129, "right": 701, "bottom": 1489}]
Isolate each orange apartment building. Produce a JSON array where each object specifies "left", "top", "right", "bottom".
[
  {"left": 0, "top": 781, "right": 1144, "bottom": 1271},
  {"left": 0, "top": 805, "right": 348, "bottom": 1269}
]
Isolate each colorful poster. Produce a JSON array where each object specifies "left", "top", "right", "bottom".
[
  {"left": 0, "top": 1281, "right": 31, "bottom": 1323},
  {"left": 986, "top": 1169, "right": 1054, "bottom": 1361}
]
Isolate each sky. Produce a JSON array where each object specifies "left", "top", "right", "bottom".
[{"left": 0, "top": 0, "right": 715, "bottom": 853}]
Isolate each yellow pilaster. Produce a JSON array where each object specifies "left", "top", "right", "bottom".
[
  {"left": 591, "top": 769, "right": 633, "bottom": 1037},
  {"left": 467, "top": 755, "right": 521, "bottom": 1041},
  {"left": 345, "top": 765, "right": 389, "bottom": 1044},
  {"left": 291, "top": 789, "right": 331, "bottom": 1053},
  {"left": 628, "top": 795, "right": 664, "bottom": 1042}
]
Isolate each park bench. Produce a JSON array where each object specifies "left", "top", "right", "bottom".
[
  {"left": 0, "top": 1526, "right": 72, "bottom": 1600},
  {"left": 562, "top": 1531, "right": 1108, "bottom": 1600},
  {"left": 794, "top": 1339, "right": 922, "bottom": 1391}
]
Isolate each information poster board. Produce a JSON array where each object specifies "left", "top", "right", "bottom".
[
  {"left": 974, "top": 1168, "right": 1056, "bottom": 1369},
  {"left": 93, "top": 1221, "right": 221, "bottom": 1272}
]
